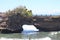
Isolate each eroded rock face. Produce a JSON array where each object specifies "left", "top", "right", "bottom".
[
  {"left": 0, "top": 13, "right": 24, "bottom": 33},
  {"left": 1, "top": 28, "right": 23, "bottom": 33},
  {"left": 0, "top": 13, "right": 60, "bottom": 33},
  {"left": 33, "top": 17, "right": 60, "bottom": 31},
  {"left": 6, "top": 13, "right": 23, "bottom": 33}
]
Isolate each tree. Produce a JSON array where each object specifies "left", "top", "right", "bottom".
[{"left": 6, "top": 6, "right": 32, "bottom": 17}]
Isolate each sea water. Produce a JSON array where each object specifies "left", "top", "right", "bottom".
[{"left": 0, "top": 25, "right": 59, "bottom": 40}]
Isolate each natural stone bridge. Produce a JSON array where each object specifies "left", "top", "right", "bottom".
[{"left": 0, "top": 13, "right": 60, "bottom": 33}]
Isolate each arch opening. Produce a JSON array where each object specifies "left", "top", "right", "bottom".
[{"left": 22, "top": 24, "right": 39, "bottom": 32}]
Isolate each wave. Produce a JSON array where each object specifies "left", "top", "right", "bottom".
[{"left": 0, "top": 37, "right": 51, "bottom": 40}]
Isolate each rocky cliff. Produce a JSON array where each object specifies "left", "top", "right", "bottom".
[{"left": 0, "top": 13, "right": 60, "bottom": 33}]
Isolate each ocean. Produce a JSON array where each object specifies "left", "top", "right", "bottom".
[{"left": 0, "top": 25, "right": 59, "bottom": 40}]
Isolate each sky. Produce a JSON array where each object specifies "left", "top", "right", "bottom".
[{"left": 0, "top": 0, "right": 60, "bottom": 15}]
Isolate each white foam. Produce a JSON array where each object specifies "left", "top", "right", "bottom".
[
  {"left": 0, "top": 37, "right": 51, "bottom": 40},
  {"left": 50, "top": 32, "right": 58, "bottom": 36},
  {"left": 0, "top": 37, "right": 25, "bottom": 40},
  {"left": 31, "top": 37, "right": 51, "bottom": 40}
]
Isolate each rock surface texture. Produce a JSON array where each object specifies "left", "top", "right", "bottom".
[{"left": 0, "top": 13, "right": 60, "bottom": 33}]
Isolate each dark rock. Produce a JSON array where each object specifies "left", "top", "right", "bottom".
[{"left": 0, "top": 13, "right": 60, "bottom": 33}]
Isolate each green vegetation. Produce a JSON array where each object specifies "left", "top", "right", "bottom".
[{"left": 6, "top": 6, "right": 32, "bottom": 17}]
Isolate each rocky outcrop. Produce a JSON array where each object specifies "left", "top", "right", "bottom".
[
  {"left": 6, "top": 13, "right": 23, "bottom": 33},
  {"left": 0, "top": 13, "right": 60, "bottom": 33},
  {"left": 0, "top": 13, "right": 23, "bottom": 33},
  {"left": 33, "top": 16, "right": 60, "bottom": 31}
]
